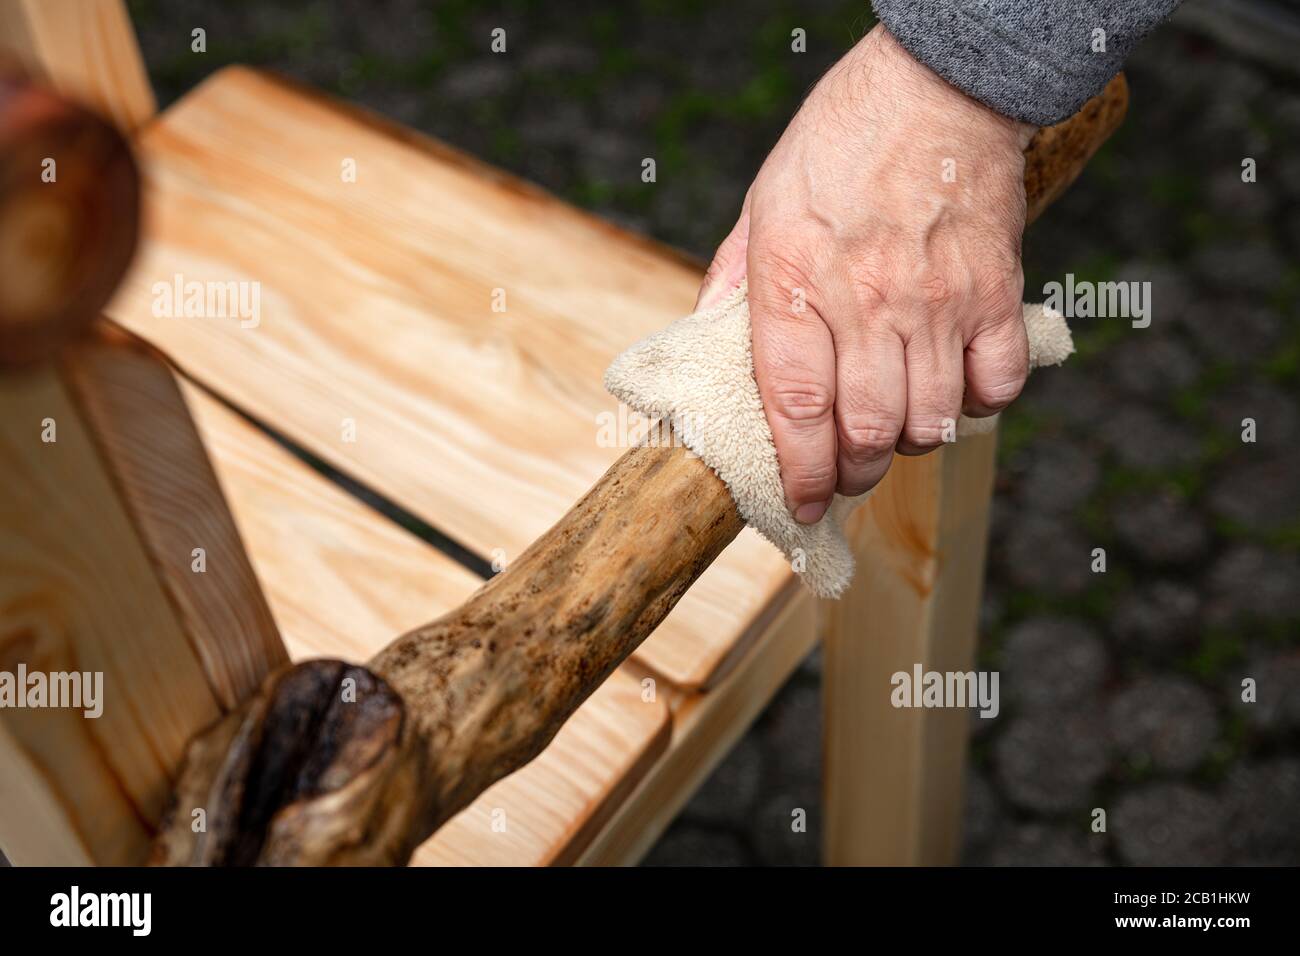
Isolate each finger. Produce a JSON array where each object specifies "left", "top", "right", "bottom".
[
  {"left": 695, "top": 198, "right": 751, "bottom": 311},
  {"left": 832, "top": 320, "right": 906, "bottom": 497},
  {"left": 963, "top": 316, "right": 1029, "bottom": 417},
  {"left": 897, "top": 327, "right": 965, "bottom": 456},
  {"left": 748, "top": 241, "right": 837, "bottom": 523}
]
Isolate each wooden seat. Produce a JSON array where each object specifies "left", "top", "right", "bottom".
[
  {"left": 96, "top": 65, "right": 813, "bottom": 864},
  {"left": 108, "top": 67, "right": 796, "bottom": 694},
  {"left": 182, "top": 383, "right": 671, "bottom": 866}
]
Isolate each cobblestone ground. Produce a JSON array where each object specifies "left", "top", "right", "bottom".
[{"left": 130, "top": 0, "right": 1299, "bottom": 866}]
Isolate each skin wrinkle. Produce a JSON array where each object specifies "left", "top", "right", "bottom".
[{"left": 703, "top": 22, "right": 1032, "bottom": 517}]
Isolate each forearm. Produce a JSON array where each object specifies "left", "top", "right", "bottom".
[{"left": 871, "top": 0, "right": 1180, "bottom": 125}]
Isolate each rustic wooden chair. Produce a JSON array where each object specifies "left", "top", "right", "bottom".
[{"left": 0, "top": 0, "right": 1124, "bottom": 865}]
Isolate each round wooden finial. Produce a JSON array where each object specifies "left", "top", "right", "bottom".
[{"left": 0, "top": 71, "right": 141, "bottom": 368}]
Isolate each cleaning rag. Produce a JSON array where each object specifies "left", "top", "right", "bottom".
[{"left": 604, "top": 281, "right": 1073, "bottom": 598}]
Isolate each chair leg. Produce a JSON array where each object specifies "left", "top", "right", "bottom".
[{"left": 822, "top": 430, "right": 998, "bottom": 865}]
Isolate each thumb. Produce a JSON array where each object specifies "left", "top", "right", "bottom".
[{"left": 695, "top": 200, "right": 751, "bottom": 311}]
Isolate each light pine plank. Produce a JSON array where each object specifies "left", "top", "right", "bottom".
[
  {"left": 576, "top": 587, "right": 817, "bottom": 866},
  {"left": 0, "top": 0, "right": 155, "bottom": 131},
  {"left": 182, "top": 382, "right": 671, "bottom": 866},
  {"left": 821, "top": 434, "right": 998, "bottom": 865},
  {"left": 0, "top": 365, "right": 223, "bottom": 865},
  {"left": 62, "top": 330, "right": 287, "bottom": 712},
  {"left": 106, "top": 66, "right": 793, "bottom": 691}
]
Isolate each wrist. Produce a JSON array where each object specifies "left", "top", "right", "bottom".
[{"left": 867, "top": 23, "right": 1037, "bottom": 151}]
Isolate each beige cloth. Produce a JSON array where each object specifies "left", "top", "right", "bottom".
[{"left": 605, "top": 282, "right": 1073, "bottom": 598}]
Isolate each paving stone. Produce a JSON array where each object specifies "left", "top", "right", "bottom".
[
  {"left": 751, "top": 787, "right": 821, "bottom": 867},
  {"left": 960, "top": 768, "right": 1007, "bottom": 859},
  {"left": 977, "top": 586, "right": 1005, "bottom": 638},
  {"left": 437, "top": 59, "right": 513, "bottom": 101},
  {"left": 1013, "top": 438, "right": 1102, "bottom": 513},
  {"left": 1225, "top": 759, "right": 1300, "bottom": 865},
  {"left": 520, "top": 40, "right": 599, "bottom": 75},
  {"left": 1111, "top": 783, "right": 1229, "bottom": 866},
  {"left": 1210, "top": 382, "right": 1300, "bottom": 451},
  {"left": 1020, "top": 366, "right": 1120, "bottom": 431},
  {"left": 1108, "top": 676, "right": 1220, "bottom": 773},
  {"left": 1112, "top": 261, "right": 1197, "bottom": 320},
  {"left": 797, "top": 644, "right": 823, "bottom": 680},
  {"left": 1112, "top": 492, "right": 1211, "bottom": 566},
  {"left": 1001, "top": 616, "right": 1109, "bottom": 712},
  {"left": 678, "top": 733, "right": 766, "bottom": 827},
  {"left": 578, "top": 133, "right": 640, "bottom": 185},
  {"left": 1204, "top": 546, "right": 1300, "bottom": 626},
  {"left": 1111, "top": 579, "right": 1201, "bottom": 652},
  {"left": 1098, "top": 406, "right": 1203, "bottom": 472},
  {"left": 763, "top": 681, "right": 822, "bottom": 784},
  {"left": 1207, "top": 450, "right": 1300, "bottom": 534},
  {"left": 1227, "top": 649, "right": 1300, "bottom": 733},
  {"left": 985, "top": 823, "right": 1108, "bottom": 867},
  {"left": 1179, "top": 300, "right": 1283, "bottom": 367},
  {"left": 642, "top": 825, "right": 753, "bottom": 867},
  {"left": 1000, "top": 514, "right": 1093, "bottom": 595},
  {"left": 1206, "top": 171, "right": 1280, "bottom": 223},
  {"left": 1191, "top": 240, "right": 1288, "bottom": 300},
  {"left": 993, "top": 707, "right": 1111, "bottom": 813},
  {"left": 1110, "top": 336, "right": 1201, "bottom": 399}
]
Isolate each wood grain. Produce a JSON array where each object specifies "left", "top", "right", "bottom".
[
  {"left": 0, "top": 0, "right": 155, "bottom": 132},
  {"left": 578, "top": 587, "right": 818, "bottom": 865},
  {"left": 0, "top": 75, "right": 141, "bottom": 366},
  {"left": 105, "top": 65, "right": 793, "bottom": 692},
  {"left": 181, "top": 383, "right": 671, "bottom": 866},
  {"left": 151, "top": 434, "right": 739, "bottom": 865},
  {"left": 63, "top": 328, "right": 287, "bottom": 711},
  {"left": 0, "top": 363, "right": 222, "bottom": 865},
  {"left": 822, "top": 432, "right": 998, "bottom": 864}
]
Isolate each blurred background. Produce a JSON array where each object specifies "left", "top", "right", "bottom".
[{"left": 124, "top": 0, "right": 1299, "bottom": 865}]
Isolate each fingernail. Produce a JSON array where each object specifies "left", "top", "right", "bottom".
[{"left": 794, "top": 500, "right": 829, "bottom": 525}]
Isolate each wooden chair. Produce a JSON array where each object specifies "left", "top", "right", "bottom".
[{"left": 0, "top": 0, "right": 1123, "bottom": 866}]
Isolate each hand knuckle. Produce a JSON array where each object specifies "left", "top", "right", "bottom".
[
  {"left": 918, "top": 272, "right": 956, "bottom": 310},
  {"left": 838, "top": 417, "right": 899, "bottom": 463},
  {"left": 973, "top": 370, "right": 1027, "bottom": 408},
  {"left": 973, "top": 262, "right": 1023, "bottom": 317},
  {"left": 846, "top": 260, "right": 894, "bottom": 310},
  {"left": 753, "top": 243, "right": 813, "bottom": 288},
  {"left": 786, "top": 463, "right": 836, "bottom": 492},
  {"left": 768, "top": 377, "right": 834, "bottom": 422},
  {"left": 903, "top": 418, "right": 951, "bottom": 448}
]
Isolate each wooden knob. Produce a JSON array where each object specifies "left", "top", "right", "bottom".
[{"left": 0, "top": 72, "right": 140, "bottom": 368}]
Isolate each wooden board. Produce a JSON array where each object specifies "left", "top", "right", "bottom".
[
  {"left": 0, "top": 0, "right": 155, "bottom": 132},
  {"left": 181, "top": 382, "right": 671, "bottom": 865},
  {"left": 62, "top": 330, "right": 287, "bottom": 712},
  {"left": 577, "top": 586, "right": 817, "bottom": 865},
  {"left": 822, "top": 434, "right": 998, "bottom": 865},
  {"left": 0, "top": 365, "right": 222, "bottom": 865},
  {"left": 105, "top": 66, "right": 793, "bottom": 691}
]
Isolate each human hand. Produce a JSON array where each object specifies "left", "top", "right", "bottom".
[{"left": 697, "top": 24, "right": 1037, "bottom": 523}]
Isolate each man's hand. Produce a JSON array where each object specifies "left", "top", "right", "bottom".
[{"left": 697, "top": 24, "right": 1036, "bottom": 524}]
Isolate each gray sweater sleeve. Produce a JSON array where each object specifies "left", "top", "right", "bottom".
[{"left": 870, "top": 1, "right": 1182, "bottom": 125}]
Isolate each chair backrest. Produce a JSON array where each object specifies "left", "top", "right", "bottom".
[{"left": 0, "top": 0, "right": 288, "bottom": 865}]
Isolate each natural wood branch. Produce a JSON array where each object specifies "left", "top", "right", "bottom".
[{"left": 152, "top": 75, "right": 1128, "bottom": 866}]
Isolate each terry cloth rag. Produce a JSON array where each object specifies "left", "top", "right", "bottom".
[{"left": 604, "top": 281, "right": 1073, "bottom": 599}]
